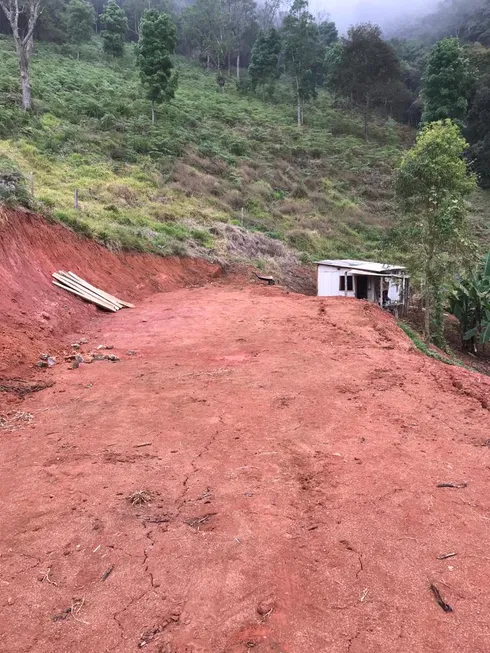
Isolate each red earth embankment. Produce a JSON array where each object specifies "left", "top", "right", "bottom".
[{"left": 0, "top": 209, "right": 222, "bottom": 382}]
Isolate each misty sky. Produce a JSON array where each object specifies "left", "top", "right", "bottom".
[{"left": 309, "top": 0, "right": 438, "bottom": 33}]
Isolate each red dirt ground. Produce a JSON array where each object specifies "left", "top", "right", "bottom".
[
  {"left": 2, "top": 281, "right": 490, "bottom": 652},
  {"left": 2, "top": 211, "right": 490, "bottom": 652}
]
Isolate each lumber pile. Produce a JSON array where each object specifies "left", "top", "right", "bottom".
[{"left": 52, "top": 271, "right": 134, "bottom": 312}]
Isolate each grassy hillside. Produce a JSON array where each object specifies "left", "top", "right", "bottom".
[{"left": 0, "top": 36, "right": 408, "bottom": 269}]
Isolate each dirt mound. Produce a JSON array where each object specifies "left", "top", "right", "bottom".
[{"left": 0, "top": 209, "right": 221, "bottom": 383}]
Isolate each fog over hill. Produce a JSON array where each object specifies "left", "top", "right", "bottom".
[{"left": 308, "top": 0, "right": 439, "bottom": 33}]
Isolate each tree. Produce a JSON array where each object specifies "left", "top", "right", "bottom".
[
  {"left": 137, "top": 9, "right": 178, "bottom": 123},
  {"left": 66, "top": 0, "right": 95, "bottom": 58},
  {"left": 0, "top": 0, "right": 43, "bottom": 110},
  {"left": 248, "top": 27, "right": 281, "bottom": 95},
  {"left": 448, "top": 254, "right": 490, "bottom": 353},
  {"left": 421, "top": 38, "right": 473, "bottom": 124},
  {"left": 180, "top": 0, "right": 227, "bottom": 69},
  {"left": 226, "top": 0, "right": 257, "bottom": 80},
  {"left": 282, "top": 0, "right": 320, "bottom": 127},
  {"left": 329, "top": 23, "right": 402, "bottom": 139},
  {"left": 101, "top": 0, "right": 127, "bottom": 57},
  {"left": 318, "top": 18, "right": 337, "bottom": 48},
  {"left": 256, "top": 0, "right": 281, "bottom": 30},
  {"left": 465, "top": 73, "right": 490, "bottom": 186},
  {"left": 395, "top": 120, "right": 476, "bottom": 345}
]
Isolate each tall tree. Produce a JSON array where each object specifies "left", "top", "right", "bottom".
[
  {"left": 0, "top": 0, "right": 43, "bottom": 110},
  {"left": 180, "top": 0, "right": 227, "bottom": 69},
  {"left": 137, "top": 9, "right": 178, "bottom": 124},
  {"left": 101, "top": 0, "right": 127, "bottom": 57},
  {"left": 248, "top": 27, "right": 281, "bottom": 95},
  {"left": 421, "top": 38, "right": 473, "bottom": 124},
  {"left": 395, "top": 120, "right": 476, "bottom": 345},
  {"left": 317, "top": 18, "right": 337, "bottom": 48},
  {"left": 66, "top": 0, "right": 95, "bottom": 58},
  {"left": 329, "top": 23, "right": 401, "bottom": 139},
  {"left": 226, "top": 0, "right": 256, "bottom": 79},
  {"left": 282, "top": 0, "right": 320, "bottom": 127},
  {"left": 256, "top": 0, "right": 281, "bottom": 30}
]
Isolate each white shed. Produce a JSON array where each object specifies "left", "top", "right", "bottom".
[{"left": 316, "top": 259, "right": 409, "bottom": 311}]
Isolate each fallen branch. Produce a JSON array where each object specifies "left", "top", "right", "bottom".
[{"left": 430, "top": 584, "right": 453, "bottom": 613}]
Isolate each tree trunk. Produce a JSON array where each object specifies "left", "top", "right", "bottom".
[
  {"left": 77, "top": 49, "right": 80, "bottom": 61},
  {"left": 19, "top": 50, "right": 32, "bottom": 111},
  {"left": 295, "top": 76, "right": 301, "bottom": 127},
  {"left": 236, "top": 52, "right": 240, "bottom": 80},
  {"left": 206, "top": 54, "right": 210, "bottom": 70},
  {"left": 228, "top": 53, "right": 231, "bottom": 76},
  {"left": 424, "top": 294, "right": 431, "bottom": 342},
  {"left": 364, "top": 94, "right": 370, "bottom": 141},
  {"left": 151, "top": 101, "right": 155, "bottom": 125}
]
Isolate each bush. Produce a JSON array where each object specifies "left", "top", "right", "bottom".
[{"left": 0, "top": 156, "right": 32, "bottom": 208}]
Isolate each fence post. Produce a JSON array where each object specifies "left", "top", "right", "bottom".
[
  {"left": 29, "top": 172, "right": 34, "bottom": 196},
  {"left": 74, "top": 188, "right": 79, "bottom": 210}
]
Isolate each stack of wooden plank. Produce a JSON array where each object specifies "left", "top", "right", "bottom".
[{"left": 52, "top": 271, "right": 134, "bottom": 312}]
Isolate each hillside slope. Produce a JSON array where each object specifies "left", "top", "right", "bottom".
[{"left": 0, "top": 37, "right": 406, "bottom": 266}]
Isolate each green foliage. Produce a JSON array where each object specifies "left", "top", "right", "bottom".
[
  {"left": 137, "top": 10, "right": 178, "bottom": 115},
  {"left": 421, "top": 38, "right": 473, "bottom": 124},
  {"left": 448, "top": 253, "right": 490, "bottom": 351},
  {"left": 0, "top": 38, "right": 405, "bottom": 261},
  {"left": 282, "top": 0, "right": 321, "bottom": 126},
  {"left": 0, "top": 155, "right": 32, "bottom": 208},
  {"left": 395, "top": 120, "right": 476, "bottom": 345},
  {"left": 318, "top": 19, "right": 338, "bottom": 48},
  {"left": 179, "top": 0, "right": 257, "bottom": 73},
  {"left": 399, "top": 322, "right": 462, "bottom": 366},
  {"left": 328, "top": 23, "right": 402, "bottom": 139},
  {"left": 248, "top": 28, "right": 281, "bottom": 94},
  {"left": 101, "top": 0, "right": 128, "bottom": 57},
  {"left": 465, "top": 46, "right": 490, "bottom": 187},
  {"left": 66, "top": 0, "right": 95, "bottom": 49}
]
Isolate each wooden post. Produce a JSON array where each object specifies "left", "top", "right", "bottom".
[
  {"left": 241, "top": 207, "right": 244, "bottom": 227},
  {"left": 379, "top": 276, "right": 384, "bottom": 307},
  {"left": 29, "top": 172, "right": 34, "bottom": 196},
  {"left": 74, "top": 188, "right": 79, "bottom": 210}
]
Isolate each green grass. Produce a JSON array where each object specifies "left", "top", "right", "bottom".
[
  {"left": 399, "top": 322, "right": 466, "bottom": 367},
  {"left": 0, "top": 35, "right": 406, "bottom": 260}
]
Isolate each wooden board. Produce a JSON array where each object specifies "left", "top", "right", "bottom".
[
  {"left": 66, "top": 271, "right": 134, "bottom": 308},
  {"left": 52, "top": 280, "right": 118, "bottom": 311},
  {"left": 54, "top": 272, "right": 122, "bottom": 310},
  {"left": 53, "top": 276, "right": 119, "bottom": 311}
]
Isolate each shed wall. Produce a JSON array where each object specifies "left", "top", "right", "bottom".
[{"left": 317, "top": 266, "right": 355, "bottom": 298}]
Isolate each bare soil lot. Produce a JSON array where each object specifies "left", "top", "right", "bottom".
[{"left": 2, "top": 282, "right": 490, "bottom": 653}]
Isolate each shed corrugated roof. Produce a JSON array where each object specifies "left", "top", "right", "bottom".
[{"left": 316, "top": 259, "right": 406, "bottom": 273}]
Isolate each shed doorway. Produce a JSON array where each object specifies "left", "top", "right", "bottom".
[{"left": 355, "top": 275, "right": 368, "bottom": 300}]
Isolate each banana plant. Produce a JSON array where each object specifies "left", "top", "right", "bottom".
[{"left": 448, "top": 253, "right": 490, "bottom": 352}]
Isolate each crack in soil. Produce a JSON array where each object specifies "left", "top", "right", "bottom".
[
  {"left": 346, "top": 629, "right": 361, "bottom": 652},
  {"left": 111, "top": 589, "right": 151, "bottom": 648},
  {"left": 143, "top": 528, "right": 157, "bottom": 589},
  {"left": 355, "top": 553, "right": 363, "bottom": 580},
  {"left": 176, "top": 429, "right": 219, "bottom": 512}
]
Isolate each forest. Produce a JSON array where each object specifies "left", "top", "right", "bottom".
[{"left": 1, "top": 0, "right": 490, "bottom": 349}]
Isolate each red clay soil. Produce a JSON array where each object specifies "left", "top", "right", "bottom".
[
  {"left": 0, "top": 209, "right": 222, "bottom": 383},
  {"left": 2, "top": 275, "right": 490, "bottom": 652}
]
